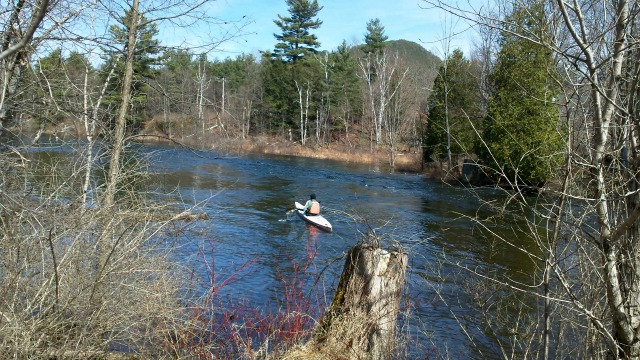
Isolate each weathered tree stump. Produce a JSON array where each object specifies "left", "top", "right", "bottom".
[{"left": 300, "top": 241, "right": 408, "bottom": 359}]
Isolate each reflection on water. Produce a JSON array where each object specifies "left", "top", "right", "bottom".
[{"left": 22, "top": 141, "right": 539, "bottom": 359}]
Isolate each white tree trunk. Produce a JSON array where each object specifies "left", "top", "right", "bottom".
[{"left": 295, "top": 80, "right": 310, "bottom": 145}]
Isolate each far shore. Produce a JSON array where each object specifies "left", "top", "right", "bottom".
[
  {"left": 136, "top": 132, "right": 435, "bottom": 175},
  {"left": 15, "top": 121, "right": 452, "bottom": 179}
]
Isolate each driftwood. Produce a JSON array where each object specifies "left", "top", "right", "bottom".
[
  {"left": 287, "top": 241, "right": 407, "bottom": 359},
  {"left": 117, "top": 209, "right": 209, "bottom": 222}
]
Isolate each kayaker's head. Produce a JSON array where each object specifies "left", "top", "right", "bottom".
[{"left": 310, "top": 193, "right": 316, "bottom": 200}]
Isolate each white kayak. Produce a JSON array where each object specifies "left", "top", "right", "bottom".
[{"left": 295, "top": 201, "right": 333, "bottom": 232}]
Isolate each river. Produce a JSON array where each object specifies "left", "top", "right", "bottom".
[
  {"left": 23, "top": 140, "right": 539, "bottom": 358},
  {"left": 141, "top": 143, "right": 538, "bottom": 358}
]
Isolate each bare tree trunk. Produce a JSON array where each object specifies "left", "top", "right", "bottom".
[
  {"left": 0, "top": 0, "right": 50, "bottom": 127},
  {"left": 443, "top": 70, "right": 451, "bottom": 171},
  {"left": 295, "top": 80, "right": 310, "bottom": 145},
  {"left": 104, "top": 0, "right": 138, "bottom": 208},
  {"left": 559, "top": 1, "right": 640, "bottom": 357},
  {"left": 311, "top": 242, "right": 407, "bottom": 359},
  {"left": 100, "top": 0, "right": 139, "bottom": 291},
  {"left": 82, "top": 57, "right": 118, "bottom": 205},
  {"left": 196, "top": 58, "right": 208, "bottom": 137},
  {"left": 242, "top": 99, "right": 252, "bottom": 140}
]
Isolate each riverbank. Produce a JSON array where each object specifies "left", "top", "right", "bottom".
[
  {"left": 136, "top": 131, "right": 427, "bottom": 174},
  {"left": 211, "top": 136, "right": 424, "bottom": 173},
  {"left": 23, "top": 118, "right": 442, "bottom": 177}
]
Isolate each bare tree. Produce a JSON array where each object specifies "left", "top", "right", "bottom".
[
  {"left": 384, "top": 58, "right": 409, "bottom": 168},
  {"left": 422, "top": 0, "right": 640, "bottom": 357},
  {"left": 0, "top": 0, "right": 91, "bottom": 129},
  {"left": 0, "top": 0, "right": 251, "bottom": 357},
  {"left": 359, "top": 51, "right": 392, "bottom": 147},
  {"left": 295, "top": 80, "right": 311, "bottom": 146}
]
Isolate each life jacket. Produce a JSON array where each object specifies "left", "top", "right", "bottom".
[{"left": 308, "top": 200, "right": 320, "bottom": 215}]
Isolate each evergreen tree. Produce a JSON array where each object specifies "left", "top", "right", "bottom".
[
  {"left": 362, "top": 18, "right": 388, "bottom": 55},
  {"left": 261, "top": 55, "right": 322, "bottom": 134},
  {"left": 424, "top": 49, "right": 480, "bottom": 162},
  {"left": 478, "top": 2, "right": 563, "bottom": 187},
  {"left": 266, "top": 0, "right": 324, "bottom": 139},
  {"left": 329, "top": 41, "right": 362, "bottom": 133},
  {"left": 261, "top": 55, "right": 297, "bottom": 130},
  {"left": 272, "top": 0, "right": 323, "bottom": 62},
  {"left": 158, "top": 49, "right": 196, "bottom": 116},
  {"left": 101, "top": 9, "right": 162, "bottom": 130},
  {"left": 34, "top": 49, "right": 67, "bottom": 125},
  {"left": 32, "top": 50, "right": 94, "bottom": 126}
]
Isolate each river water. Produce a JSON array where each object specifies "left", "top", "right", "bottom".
[
  {"left": 23, "top": 140, "right": 538, "bottom": 358},
  {"left": 141, "top": 144, "right": 538, "bottom": 358}
]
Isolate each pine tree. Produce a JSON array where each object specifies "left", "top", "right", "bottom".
[
  {"left": 329, "top": 41, "right": 362, "bottom": 134},
  {"left": 424, "top": 49, "right": 481, "bottom": 162},
  {"left": 477, "top": 2, "right": 563, "bottom": 187},
  {"left": 34, "top": 49, "right": 68, "bottom": 125},
  {"left": 101, "top": 9, "right": 162, "bottom": 130},
  {"left": 272, "top": 0, "right": 323, "bottom": 62},
  {"left": 362, "top": 18, "right": 388, "bottom": 55}
]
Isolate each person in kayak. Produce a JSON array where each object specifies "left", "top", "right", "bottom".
[{"left": 301, "top": 193, "right": 321, "bottom": 216}]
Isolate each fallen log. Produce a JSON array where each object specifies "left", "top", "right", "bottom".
[{"left": 116, "top": 209, "right": 209, "bottom": 222}]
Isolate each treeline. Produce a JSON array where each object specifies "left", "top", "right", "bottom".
[
  {"left": 3, "top": 0, "right": 568, "bottom": 186},
  {"left": 4, "top": 1, "right": 442, "bottom": 170}
]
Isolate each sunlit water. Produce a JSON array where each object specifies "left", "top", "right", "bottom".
[
  {"left": 140, "top": 144, "right": 538, "bottom": 358},
  {"left": 22, "top": 140, "right": 538, "bottom": 358}
]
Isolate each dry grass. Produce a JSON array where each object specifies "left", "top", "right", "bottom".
[
  {"left": 141, "top": 128, "right": 424, "bottom": 174},
  {"left": 0, "top": 152, "right": 188, "bottom": 358},
  {"left": 138, "top": 114, "right": 423, "bottom": 172},
  {"left": 30, "top": 115, "right": 425, "bottom": 174},
  {"left": 233, "top": 138, "right": 421, "bottom": 171}
]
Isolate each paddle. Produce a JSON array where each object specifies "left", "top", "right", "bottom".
[{"left": 288, "top": 201, "right": 304, "bottom": 214}]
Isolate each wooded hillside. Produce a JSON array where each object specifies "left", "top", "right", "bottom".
[{"left": 8, "top": 29, "right": 442, "bottom": 166}]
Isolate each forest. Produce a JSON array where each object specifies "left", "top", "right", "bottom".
[
  {"left": 4, "top": 0, "right": 640, "bottom": 358},
  {"left": 6, "top": 3, "right": 442, "bottom": 172}
]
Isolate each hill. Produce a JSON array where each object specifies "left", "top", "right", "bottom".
[
  {"left": 387, "top": 39, "right": 441, "bottom": 73},
  {"left": 353, "top": 40, "right": 441, "bottom": 101},
  {"left": 389, "top": 40, "right": 441, "bottom": 101}
]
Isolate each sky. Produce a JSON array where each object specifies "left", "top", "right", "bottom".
[{"left": 184, "top": 0, "right": 479, "bottom": 60}]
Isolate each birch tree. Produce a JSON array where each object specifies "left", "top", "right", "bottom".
[
  {"left": 0, "top": 0, "right": 92, "bottom": 130},
  {"left": 383, "top": 57, "right": 409, "bottom": 168},
  {"left": 295, "top": 79, "right": 311, "bottom": 145},
  {"left": 359, "top": 49, "right": 400, "bottom": 147},
  {"left": 360, "top": 18, "right": 389, "bottom": 146},
  {"left": 196, "top": 54, "right": 210, "bottom": 135},
  {"left": 422, "top": 0, "right": 640, "bottom": 357}
]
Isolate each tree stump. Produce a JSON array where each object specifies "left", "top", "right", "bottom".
[{"left": 310, "top": 242, "right": 408, "bottom": 359}]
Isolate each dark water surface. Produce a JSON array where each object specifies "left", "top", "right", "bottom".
[
  {"left": 20, "top": 139, "right": 537, "bottom": 358},
  {"left": 140, "top": 144, "right": 537, "bottom": 358}
]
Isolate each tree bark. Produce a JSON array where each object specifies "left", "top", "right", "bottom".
[
  {"left": 0, "top": 0, "right": 50, "bottom": 127},
  {"left": 104, "top": 0, "right": 139, "bottom": 208},
  {"left": 311, "top": 242, "right": 407, "bottom": 359},
  {"left": 95, "top": 0, "right": 139, "bottom": 306}
]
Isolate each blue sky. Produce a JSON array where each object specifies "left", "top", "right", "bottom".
[{"left": 184, "top": 0, "right": 477, "bottom": 60}]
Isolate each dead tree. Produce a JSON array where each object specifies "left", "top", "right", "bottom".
[{"left": 308, "top": 242, "right": 407, "bottom": 359}]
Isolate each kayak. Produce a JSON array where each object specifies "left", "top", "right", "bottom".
[{"left": 295, "top": 201, "right": 333, "bottom": 232}]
